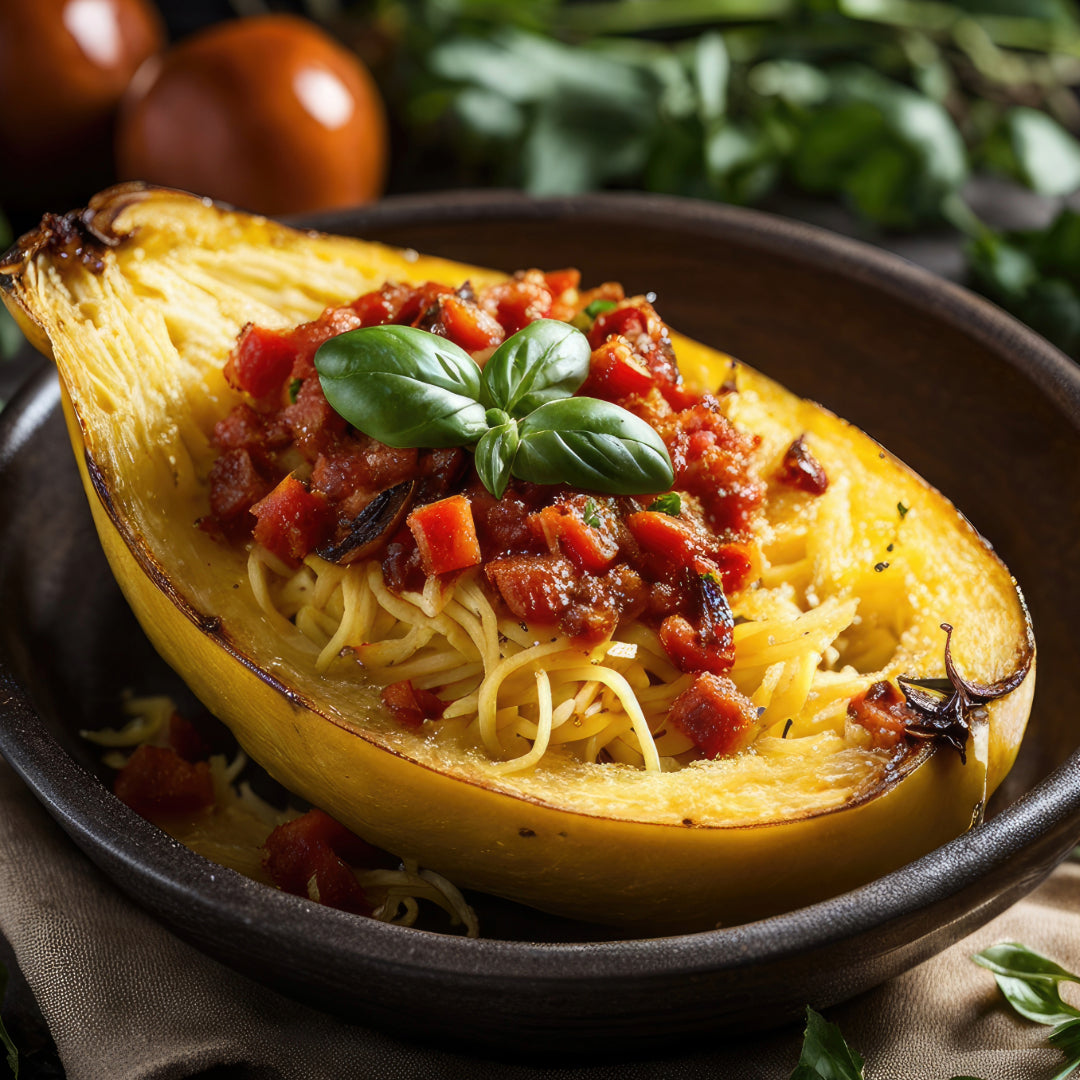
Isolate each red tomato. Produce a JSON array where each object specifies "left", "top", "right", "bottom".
[
  {"left": 0, "top": 0, "right": 163, "bottom": 209},
  {"left": 116, "top": 15, "right": 388, "bottom": 216}
]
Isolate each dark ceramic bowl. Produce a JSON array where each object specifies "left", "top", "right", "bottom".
[{"left": 2, "top": 191, "right": 1080, "bottom": 1058}]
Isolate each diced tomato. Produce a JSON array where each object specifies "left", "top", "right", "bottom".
[
  {"left": 588, "top": 305, "right": 649, "bottom": 350},
  {"left": 407, "top": 495, "right": 482, "bottom": 576},
  {"left": 658, "top": 566, "right": 735, "bottom": 674},
  {"left": 543, "top": 268, "right": 580, "bottom": 296},
  {"left": 848, "top": 681, "right": 914, "bottom": 751},
  {"left": 668, "top": 673, "right": 760, "bottom": 759},
  {"left": 580, "top": 338, "right": 657, "bottom": 402},
  {"left": 251, "top": 475, "right": 333, "bottom": 564},
  {"left": 208, "top": 448, "right": 273, "bottom": 524},
  {"left": 349, "top": 282, "right": 417, "bottom": 327},
  {"left": 381, "top": 679, "right": 446, "bottom": 729},
  {"left": 263, "top": 808, "right": 379, "bottom": 915},
  {"left": 114, "top": 745, "right": 215, "bottom": 822},
  {"left": 224, "top": 323, "right": 295, "bottom": 401},
  {"left": 655, "top": 402, "right": 765, "bottom": 538},
  {"left": 397, "top": 281, "right": 455, "bottom": 327},
  {"left": 281, "top": 376, "right": 347, "bottom": 456},
  {"left": 660, "top": 612, "right": 734, "bottom": 675},
  {"left": 626, "top": 510, "right": 702, "bottom": 567},
  {"left": 531, "top": 499, "right": 619, "bottom": 574},
  {"left": 481, "top": 278, "right": 552, "bottom": 334},
  {"left": 486, "top": 552, "right": 576, "bottom": 625},
  {"left": 710, "top": 544, "right": 755, "bottom": 595},
  {"left": 424, "top": 294, "right": 505, "bottom": 352},
  {"left": 287, "top": 306, "right": 365, "bottom": 382}
]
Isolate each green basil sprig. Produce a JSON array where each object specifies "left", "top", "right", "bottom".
[
  {"left": 315, "top": 324, "right": 488, "bottom": 448},
  {"left": 315, "top": 319, "right": 675, "bottom": 499},
  {"left": 480, "top": 318, "right": 591, "bottom": 416}
]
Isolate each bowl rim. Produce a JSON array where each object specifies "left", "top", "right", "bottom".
[{"left": 2, "top": 187, "right": 1080, "bottom": 988}]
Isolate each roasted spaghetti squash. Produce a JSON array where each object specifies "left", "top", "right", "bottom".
[{"left": 0, "top": 185, "right": 1034, "bottom": 932}]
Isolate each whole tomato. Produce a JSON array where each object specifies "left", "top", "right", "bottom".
[
  {"left": 0, "top": 0, "right": 164, "bottom": 211},
  {"left": 115, "top": 15, "right": 388, "bottom": 216}
]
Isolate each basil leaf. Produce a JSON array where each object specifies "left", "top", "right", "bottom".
[
  {"left": 514, "top": 396, "right": 674, "bottom": 495},
  {"left": 1048, "top": 1020, "right": 1080, "bottom": 1079},
  {"left": 584, "top": 299, "right": 617, "bottom": 318},
  {"left": 481, "top": 319, "right": 591, "bottom": 417},
  {"left": 789, "top": 1007, "right": 865, "bottom": 1080},
  {"left": 315, "top": 326, "right": 488, "bottom": 448},
  {"left": 475, "top": 420, "right": 519, "bottom": 500},
  {"left": 974, "top": 943, "right": 1080, "bottom": 1026}
]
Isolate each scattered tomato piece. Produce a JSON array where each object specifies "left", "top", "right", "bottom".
[
  {"left": 251, "top": 474, "right": 333, "bottom": 564},
  {"left": 381, "top": 680, "right": 446, "bottom": 728},
  {"left": 532, "top": 499, "right": 619, "bottom": 574},
  {"left": 668, "top": 673, "right": 760, "bottom": 758},
  {"left": 263, "top": 808, "right": 379, "bottom": 915},
  {"left": 848, "top": 681, "right": 915, "bottom": 750},
  {"left": 481, "top": 278, "right": 552, "bottom": 334},
  {"left": 425, "top": 294, "right": 505, "bottom": 352},
  {"left": 224, "top": 323, "right": 295, "bottom": 401},
  {"left": 114, "top": 745, "right": 215, "bottom": 822},
  {"left": 581, "top": 337, "right": 657, "bottom": 402},
  {"left": 407, "top": 494, "right": 482, "bottom": 576}
]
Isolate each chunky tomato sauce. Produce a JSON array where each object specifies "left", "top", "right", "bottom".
[{"left": 204, "top": 269, "right": 806, "bottom": 759}]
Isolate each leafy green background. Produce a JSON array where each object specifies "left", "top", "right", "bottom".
[{"left": 362, "top": 0, "right": 1080, "bottom": 355}]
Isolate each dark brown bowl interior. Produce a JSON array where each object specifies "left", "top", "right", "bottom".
[{"left": 1, "top": 191, "right": 1079, "bottom": 1058}]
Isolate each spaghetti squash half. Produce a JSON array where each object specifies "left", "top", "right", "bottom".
[{"left": 0, "top": 185, "right": 1034, "bottom": 932}]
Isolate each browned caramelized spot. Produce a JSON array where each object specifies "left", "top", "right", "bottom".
[
  {"left": 778, "top": 435, "right": 828, "bottom": 496},
  {"left": 848, "top": 681, "right": 917, "bottom": 751},
  {"left": 8, "top": 207, "right": 121, "bottom": 274}
]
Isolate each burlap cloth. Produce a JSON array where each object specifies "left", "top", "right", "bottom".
[{"left": 0, "top": 761, "right": 1076, "bottom": 1079}]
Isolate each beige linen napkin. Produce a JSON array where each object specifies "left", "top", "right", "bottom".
[{"left": 0, "top": 757, "right": 1073, "bottom": 1080}]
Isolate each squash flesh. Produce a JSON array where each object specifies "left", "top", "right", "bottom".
[{"left": 3, "top": 185, "right": 1034, "bottom": 932}]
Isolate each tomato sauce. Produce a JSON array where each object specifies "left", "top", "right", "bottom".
[{"left": 205, "top": 269, "right": 788, "bottom": 757}]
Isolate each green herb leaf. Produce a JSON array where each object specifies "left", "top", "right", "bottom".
[
  {"left": 973, "top": 943, "right": 1080, "bottom": 1026},
  {"left": 515, "top": 396, "right": 674, "bottom": 495},
  {"left": 789, "top": 1007, "right": 864, "bottom": 1080},
  {"left": 647, "top": 492, "right": 682, "bottom": 516},
  {"left": 474, "top": 420, "right": 519, "bottom": 500},
  {"left": 582, "top": 498, "right": 601, "bottom": 528},
  {"left": 0, "top": 960, "right": 18, "bottom": 1078},
  {"left": 990, "top": 108, "right": 1080, "bottom": 198},
  {"left": 1048, "top": 1020, "right": 1080, "bottom": 1080},
  {"left": 584, "top": 299, "right": 618, "bottom": 318},
  {"left": 481, "top": 319, "right": 591, "bottom": 416},
  {"left": 288, "top": 377, "right": 303, "bottom": 404},
  {"left": 897, "top": 501, "right": 909, "bottom": 519},
  {"left": 315, "top": 325, "right": 489, "bottom": 448}
]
